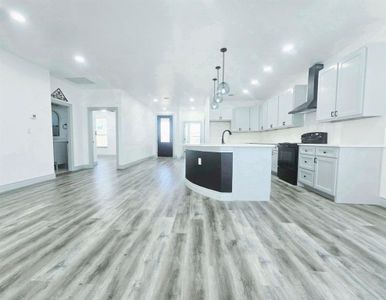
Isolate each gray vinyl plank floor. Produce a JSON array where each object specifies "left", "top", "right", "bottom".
[{"left": 0, "top": 157, "right": 386, "bottom": 299}]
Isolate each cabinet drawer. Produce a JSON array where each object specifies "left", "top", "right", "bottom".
[
  {"left": 299, "top": 146, "right": 315, "bottom": 155},
  {"left": 316, "top": 147, "right": 339, "bottom": 158},
  {"left": 299, "top": 154, "right": 315, "bottom": 171},
  {"left": 298, "top": 168, "right": 314, "bottom": 186}
]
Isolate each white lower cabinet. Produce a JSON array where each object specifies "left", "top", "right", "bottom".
[
  {"left": 297, "top": 145, "right": 384, "bottom": 205},
  {"left": 271, "top": 146, "right": 278, "bottom": 174},
  {"left": 314, "top": 156, "right": 337, "bottom": 196}
]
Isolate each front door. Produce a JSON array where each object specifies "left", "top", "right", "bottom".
[{"left": 157, "top": 115, "right": 173, "bottom": 157}]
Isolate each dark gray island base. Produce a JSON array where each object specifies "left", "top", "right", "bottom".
[{"left": 185, "top": 150, "right": 233, "bottom": 192}]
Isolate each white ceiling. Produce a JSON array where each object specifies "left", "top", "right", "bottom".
[{"left": 1, "top": 0, "right": 386, "bottom": 111}]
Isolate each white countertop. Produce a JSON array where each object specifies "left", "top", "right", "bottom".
[
  {"left": 298, "top": 143, "right": 385, "bottom": 148},
  {"left": 184, "top": 144, "right": 275, "bottom": 153}
]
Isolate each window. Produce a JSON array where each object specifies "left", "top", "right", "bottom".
[
  {"left": 52, "top": 110, "right": 60, "bottom": 136},
  {"left": 160, "top": 117, "right": 171, "bottom": 143},
  {"left": 184, "top": 122, "right": 201, "bottom": 145},
  {"left": 95, "top": 118, "right": 108, "bottom": 147}
]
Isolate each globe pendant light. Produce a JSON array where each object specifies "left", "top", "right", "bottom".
[
  {"left": 211, "top": 78, "right": 219, "bottom": 110},
  {"left": 217, "top": 48, "right": 230, "bottom": 96},
  {"left": 214, "top": 66, "right": 223, "bottom": 103}
]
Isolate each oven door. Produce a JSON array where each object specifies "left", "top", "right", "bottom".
[{"left": 278, "top": 146, "right": 298, "bottom": 170}]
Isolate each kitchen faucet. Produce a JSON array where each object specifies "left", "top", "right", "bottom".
[{"left": 221, "top": 130, "right": 232, "bottom": 144}]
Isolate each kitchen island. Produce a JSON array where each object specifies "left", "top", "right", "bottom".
[{"left": 184, "top": 144, "right": 274, "bottom": 201}]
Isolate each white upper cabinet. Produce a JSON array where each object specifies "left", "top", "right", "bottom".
[
  {"left": 317, "top": 43, "right": 386, "bottom": 122},
  {"left": 249, "top": 105, "right": 260, "bottom": 131},
  {"left": 210, "top": 107, "right": 233, "bottom": 121},
  {"left": 278, "top": 85, "right": 306, "bottom": 128},
  {"left": 335, "top": 48, "right": 366, "bottom": 119},
  {"left": 267, "top": 96, "right": 279, "bottom": 130},
  {"left": 317, "top": 64, "right": 338, "bottom": 121},
  {"left": 259, "top": 101, "right": 268, "bottom": 131},
  {"left": 232, "top": 107, "right": 251, "bottom": 132}
]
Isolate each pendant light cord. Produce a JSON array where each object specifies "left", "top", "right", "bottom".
[{"left": 222, "top": 51, "right": 225, "bottom": 82}]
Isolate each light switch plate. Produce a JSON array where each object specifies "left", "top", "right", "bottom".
[{"left": 198, "top": 158, "right": 202, "bottom": 165}]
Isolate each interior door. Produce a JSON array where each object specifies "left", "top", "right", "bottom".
[
  {"left": 317, "top": 64, "right": 338, "bottom": 121},
  {"left": 336, "top": 48, "right": 366, "bottom": 119},
  {"left": 157, "top": 115, "right": 173, "bottom": 157}
]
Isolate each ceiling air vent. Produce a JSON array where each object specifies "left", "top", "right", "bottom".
[{"left": 65, "top": 77, "right": 95, "bottom": 85}]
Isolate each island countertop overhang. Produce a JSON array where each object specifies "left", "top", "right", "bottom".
[{"left": 184, "top": 144, "right": 275, "bottom": 152}]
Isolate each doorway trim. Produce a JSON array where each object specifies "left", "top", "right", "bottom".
[
  {"left": 87, "top": 107, "right": 120, "bottom": 169},
  {"left": 51, "top": 98, "right": 74, "bottom": 173}
]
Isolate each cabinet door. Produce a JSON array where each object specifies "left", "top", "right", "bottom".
[
  {"left": 314, "top": 156, "right": 337, "bottom": 196},
  {"left": 232, "top": 107, "right": 250, "bottom": 132},
  {"left": 278, "top": 91, "right": 293, "bottom": 127},
  {"left": 259, "top": 101, "right": 268, "bottom": 131},
  {"left": 336, "top": 48, "right": 366, "bottom": 119},
  {"left": 220, "top": 108, "right": 233, "bottom": 121},
  {"left": 317, "top": 64, "right": 338, "bottom": 121},
  {"left": 249, "top": 106, "right": 259, "bottom": 131},
  {"left": 267, "top": 97, "right": 279, "bottom": 129},
  {"left": 209, "top": 109, "right": 221, "bottom": 121}
]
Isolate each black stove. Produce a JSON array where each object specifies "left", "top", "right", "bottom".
[{"left": 277, "top": 132, "right": 327, "bottom": 185}]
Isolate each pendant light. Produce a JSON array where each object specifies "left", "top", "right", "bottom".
[
  {"left": 217, "top": 48, "right": 230, "bottom": 96},
  {"left": 211, "top": 78, "right": 219, "bottom": 110},
  {"left": 214, "top": 66, "right": 223, "bottom": 103}
]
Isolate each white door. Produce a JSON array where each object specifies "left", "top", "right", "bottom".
[
  {"left": 317, "top": 64, "right": 338, "bottom": 121},
  {"left": 278, "top": 91, "right": 293, "bottom": 127},
  {"left": 336, "top": 48, "right": 366, "bottom": 119},
  {"left": 267, "top": 97, "right": 279, "bottom": 129},
  {"left": 209, "top": 121, "right": 231, "bottom": 144},
  {"left": 184, "top": 122, "right": 202, "bottom": 145},
  {"left": 314, "top": 156, "right": 338, "bottom": 196},
  {"left": 232, "top": 107, "right": 250, "bottom": 132},
  {"left": 249, "top": 105, "right": 259, "bottom": 131}
]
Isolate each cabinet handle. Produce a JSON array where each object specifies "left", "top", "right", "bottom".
[
  {"left": 239, "top": 128, "right": 241, "bottom": 131},
  {"left": 270, "top": 124, "right": 273, "bottom": 128},
  {"left": 330, "top": 111, "right": 334, "bottom": 117},
  {"left": 334, "top": 111, "right": 338, "bottom": 117},
  {"left": 303, "top": 175, "right": 306, "bottom": 178},
  {"left": 314, "top": 157, "right": 317, "bottom": 164},
  {"left": 323, "top": 151, "right": 327, "bottom": 154},
  {"left": 249, "top": 128, "right": 251, "bottom": 131},
  {"left": 282, "top": 121, "right": 285, "bottom": 126}
]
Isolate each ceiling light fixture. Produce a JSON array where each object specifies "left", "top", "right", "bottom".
[
  {"left": 211, "top": 78, "right": 219, "bottom": 110},
  {"left": 243, "top": 89, "right": 249, "bottom": 94},
  {"left": 189, "top": 98, "right": 195, "bottom": 102},
  {"left": 191, "top": 106, "right": 195, "bottom": 110},
  {"left": 9, "top": 10, "right": 26, "bottom": 23},
  {"left": 263, "top": 65, "right": 273, "bottom": 73},
  {"left": 153, "top": 98, "right": 159, "bottom": 102},
  {"left": 74, "top": 55, "right": 86, "bottom": 64},
  {"left": 162, "top": 107, "right": 167, "bottom": 111},
  {"left": 217, "top": 48, "right": 230, "bottom": 96},
  {"left": 282, "top": 43, "right": 296, "bottom": 54},
  {"left": 214, "top": 66, "right": 223, "bottom": 103},
  {"left": 251, "top": 79, "right": 260, "bottom": 86}
]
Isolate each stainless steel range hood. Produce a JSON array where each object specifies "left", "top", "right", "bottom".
[{"left": 289, "top": 63, "right": 324, "bottom": 114}]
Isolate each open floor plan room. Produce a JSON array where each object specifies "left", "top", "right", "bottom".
[{"left": 1, "top": 1, "right": 386, "bottom": 299}]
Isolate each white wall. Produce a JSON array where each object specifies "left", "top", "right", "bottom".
[
  {"left": 0, "top": 49, "right": 54, "bottom": 188},
  {"left": 93, "top": 110, "right": 116, "bottom": 156}
]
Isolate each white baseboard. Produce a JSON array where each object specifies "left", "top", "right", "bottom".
[
  {"left": 118, "top": 156, "right": 155, "bottom": 170},
  {"left": 0, "top": 173, "right": 56, "bottom": 194},
  {"left": 377, "top": 197, "right": 386, "bottom": 208},
  {"left": 72, "top": 164, "right": 94, "bottom": 171}
]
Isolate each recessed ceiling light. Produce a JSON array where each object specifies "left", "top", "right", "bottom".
[
  {"left": 74, "top": 55, "right": 86, "bottom": 64},
  {"left": 162, "top": 107, "right": 167, "bottom": 111},
  {"left": 242, "top": 89, "right": 249, "bottom": 94},
  {"left": 189, "top": 98, "right": 195, "bottom": 102},
  {"left": 251, "top": 79, "right": 260, "bottom": 86},
  {"left": 9, "top": 10, "right": 26, "bottom": 23},
  {"left": 191, "top": 106, "right": 195, "bottom": 110},
  {"left": 153, "top": 98, "right": 159, "bottom": 102},
  {"left": 282, "top": 43, "right": 296, "bottom": 54},
  {"left": 263, "top": 66, "right": 273, "bottom": 73}
]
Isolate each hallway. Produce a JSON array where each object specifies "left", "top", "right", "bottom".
[{"left": 0, "top": 159, "right": 386, "bottom": 299}]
